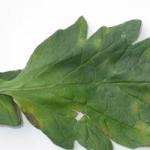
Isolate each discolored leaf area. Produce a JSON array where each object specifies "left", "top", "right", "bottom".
[
  {"left": 0, "top": 70, "right": 21, "bottom": 126},
  {"left": 0, "top": 17, "right": 149, "bottom": 150}
]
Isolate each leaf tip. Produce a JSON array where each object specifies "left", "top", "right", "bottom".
[
  {"left": 78, "top": 16, "right": 86, "bottom": 22},
  {"left": 120, "top": 19, "right": 142, "bottom": 42},
  {"left": 76, "top": 16, "right": 87, "bottom": 27},
  {"left": 130, "top": 19, "right": 142, "bottom": 27}
]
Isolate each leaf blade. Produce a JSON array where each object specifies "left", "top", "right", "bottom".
[
  {"left": 0, "top": 18, "right": 149, "bottom": 150},
  {"left": 0, "top": 70, "right": 21, "bottom": 126}
]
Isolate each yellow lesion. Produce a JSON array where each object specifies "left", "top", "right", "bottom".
[
  {"left": 133, "top": 121, "right": 150, "bottom": 144},
  {"left": 15, "top": 98, "right": 41, "bottom": 128},
  {"left": 89, "top": 26, "right": 109, "bottom": 49},
  {"left": 24, "top": 111, "right": 40, "bottom": 128},
  {"left": 131, "top": 101, "right": 139, "bottom": 113},
  {"left": 134, "top": 120, "right": 150, "bottom": 133},
  {"left": 143, "top": 93, "right": 150, "bottom": 104}
]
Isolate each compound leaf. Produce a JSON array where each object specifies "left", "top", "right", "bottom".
[{"left": 0, "top": 17, "right": 149, "bottom": 150}]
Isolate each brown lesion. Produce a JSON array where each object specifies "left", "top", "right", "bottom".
[
  {"left": 13, "top": 100, "right": 22, "bottom": 126},
  {"left": 24, "top": 112, "right": 40, "bottom": 128}
]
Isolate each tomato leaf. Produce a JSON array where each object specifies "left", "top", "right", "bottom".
[
  {"left": 75, "top": 115, "right": 113, "bottom": 150},
  {"left": 0, "top": 17, "right": 149, "bottom": 150},
  {"left": 0, "top": 70, "right": 21, "bottom": 126},
  {"left": 0, "top": 70, "right": 21, "bottom": 80}
]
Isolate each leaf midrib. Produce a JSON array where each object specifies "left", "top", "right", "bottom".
[{"left": 2, "top": 80, "right": 150, "bottom": 92}]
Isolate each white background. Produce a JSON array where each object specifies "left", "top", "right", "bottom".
[{"left": 0, "top": 0, "right": 150, "bottom": 150}]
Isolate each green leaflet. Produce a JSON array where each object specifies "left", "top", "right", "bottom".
[
  {"left": 0, "top": 17, "right": 149, "bottom": 150},
  {"left": 0, "top": 70, "right": 21, "bottom": 126},
  {"left": 75, "top": 116, "right": 113, "bottom": 150},
  {"left": 1, "top": 16, "right": 88, "bottom": 149}
]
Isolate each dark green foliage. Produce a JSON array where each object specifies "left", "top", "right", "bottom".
[{"left": 0, "top": 17, "right": 149, "bottom": 150}]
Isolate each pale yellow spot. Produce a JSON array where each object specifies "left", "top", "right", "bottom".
[
  {"left": 92, "top": 38, "right": 102, "bottom": 49},
  {"left": 143, "top": 93, "right": 150, "bottom": 104},
  {"left": 134, "top": 121, "right": 150, "bottom": 144},
  {"left": 134, "top": 121, "right": 150, "bottom": 133},
  {"left": 131, "top": 102, "right": 139, "bottom": 113}
]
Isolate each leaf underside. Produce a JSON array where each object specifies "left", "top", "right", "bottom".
[{"left": 0, "top": 17, "right": 150, "bottom": 150}]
